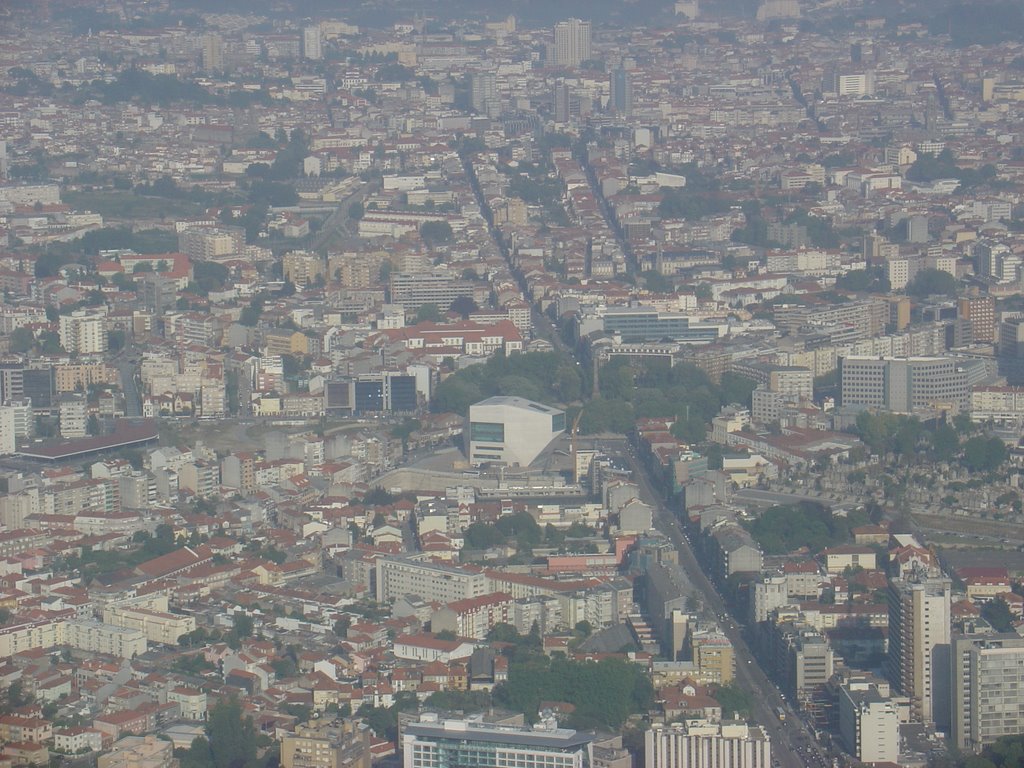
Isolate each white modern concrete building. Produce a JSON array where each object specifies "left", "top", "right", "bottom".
[
  {"left": 404, "top": 714, "right": 594, "bottom": 768},
  {"left": 645, "top": 721, "right": 770, "bottom": 768},
  {"left": 952, "top": 634, "right": 1024, "bottom": 751},
  {"left": 840, "top": 355, "right": 979, "bottom": 414},
  {"left": 887, "top": 574, "right": 952, "bottom": 726},
  {"left": 838, "top": 683, "right": 899, "bottom": 764},
  {"left": 466, "top": 396, "right": 565, "bottom": 467},
  {"left": 552, "top": 18, "right": 591, "bottom": 69}
]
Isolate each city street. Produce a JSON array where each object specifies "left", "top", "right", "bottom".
[
  {"left": 617, "top": 446, "right": 832, "bottom": 768},
  {"left": 114, "top": 342, "right": 142, "bottom": 418}
]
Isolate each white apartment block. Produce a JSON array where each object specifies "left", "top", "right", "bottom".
[
  {"left": 952, "top": 634, "right": 1024, "bottom": 751},
  {"left": 646, "top": 721, "right": 771, "bottom": 768},
  {"left": 65, "top": 620, "right": 147, "bottom": 659},
  {"left": 376, "top": 557, "right": 490, "bottom": 604},
  {"left": 59, "top": 311, "right": 107, "bottom": 355},
  {"left": 838, "top": 684, "right": 899, "bottom": 764}
]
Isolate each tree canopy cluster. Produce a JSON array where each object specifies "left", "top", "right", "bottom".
[
  {"left": 962, "top": 435, "right": 1009, "bottom": 474},
  {"left": 905, "top": 148, "right": 997, "bottom": 190},
  {"left": 74, "top": 70, "right": 219, "bottom": 107},
  {"left": 930, "top": 2, "right": 1024, "bottom": 47},
  {"left": 656, "top": 166, "right": 728, "bottom": 222},
  {"left": 835, "top": 267, "right": 890, "bottom": 294},
  {"left": 948, "top": 732, "right": 1024, "bottom": 768},
  {"left": 981, "top": 597, "right": 1016, "bottom": 633},
  {"left": 420, "top": 220, "right": 454, "bottom": 245},
  {"left": 743, "top": 501, "right": 874, "bottom": 556},
  {"left": 581, "top": 359, "right": 755, "bottom": 438},
  {"left": 178, "top": 699, "right": 263, "bottom": 768},
  {"left": 431, "top": 352, "right": 583, "bottom": 415},
  {"left": 462, "top": 514, "right": 597, "bottom": 556},
  {"left": 906, "top": 267, "right": 958, "bottom": 298},
  {"left": 493, "top": 654, "right": 653, "bottom": 728},
  {"left": 854, "top": 413, "right": 1005, "bottom": 472}
]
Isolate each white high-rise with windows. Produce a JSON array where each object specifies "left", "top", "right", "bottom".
[
  {"left": 838, "top": 683, "right": 899, "bottom": 764},
  {"left": 0, "top": 399, "right": 33, "bottom": 454},
  {"left": 952, "top": 634, "right": 1024, "bottom": 752},
  {"left": 646, "top": 721, "right": 771, "bottom": 768},
  {"left": 59, "top": 311, "right": 107, "bottom": 355},
  {"left": 201, "top": 33, "right": 224, "bottom": 71},
  {"left": 887, "top": 573, "right": 952, "bottom": 726},
  {"left": 303, "top": 25, "right": 322, "bottom": 60},
  {"left": 58, "top": 393, "right": 88, "bottom": 438},
  {"left": 553, "top": 18, "right": 591, "bottom": 69}
]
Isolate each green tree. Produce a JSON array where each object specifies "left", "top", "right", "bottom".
[
  {"left": 333, "top": 617, "right": 351, "bottom": 637},
  {"left": 207, "top": 699, "right": 257, "bottom": 768},
  {"left": 8, "top": 327, "right": 34, "bottom": 353},
  {"left": 962, "top": 436, "right": 1007, "bottom": 473},
  {"left": 450, "top": 295, "right": 479, "bottom": 319},
  {"left": 487, "top": 623, "right": 523, "bottom": 644},
  {"left": 107, "top": 329, "right": 126, "bottom": 351},
  {"left": 232, "top": 613, "right": 254, "bottom": 639},
  {"left": 744, "top": 501, "right": 858, "bottom": 555},
  {"left": 906, "top": 268, "right": 957, "bottom": 298},
  {"left": 930, "top": 423, "right": 960, "bottom": 462},
  {"left": 416, "top": 303, "right": 442, "bottom": 323},
  {"left": 981, "top": 597, "right": 1015, "bottom": 632},
  {"left": 239, "top": 299, "right": 264, "bottom": 327},
  {"left": 493, "top": 655, "right": 652, "bottom": 727},
  {"left": 719, "top": 372, "right": 757, "bottom": 408},
  {"left": 420, "top": 220, "right": 453, "bottom": 245},
  {"left": 710, "top": 683, "right": 752, "bottom": 720}
]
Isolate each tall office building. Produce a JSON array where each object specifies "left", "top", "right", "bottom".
[
  {"left": 958, "top": 295, "right": 996, "bottom": 344},
  {"left": 388, "top": 272, "right": 476, "bottom": 311},
  {"left": 646, "top": 721, "right": 771, "bottom": 768},
  {"left": 201, "top": 33, "right": 224, "bottom": 71},
  {"left": 675, "top": 0, "right": 700, "bottom": 19},
  {"left": 886, "top": 573, "right": 952, "bottom": 726},
  {"left": 403, "top": 715, "right": 595, "bottom": 768},
  {"left": 553, "top": 18, "right": 591, "bottom": 69},
  {"left": 951, "top": 634, "right": 1024, "bottom": 752},
  {"left": 998, "top": 316, "right": 1024, "bottom": 384},
  {"left": 471, "top": 72, "right": 497, "bottom": 115},
  {"left": 553, "top": 83, "right": 578, "bottom": 124},
  {"left": 303, "top": 25, "right": 323, "bottom": 60},
  {"left": 839, "top": 355, "right": 974, "bottom": 415},
  {"left": 610, "top": 66, "right": 633, "bottom": 116}
]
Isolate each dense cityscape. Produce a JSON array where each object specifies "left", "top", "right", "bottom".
[{"left": 1, "top": 1, "right": 1024, "bottom": 767}]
